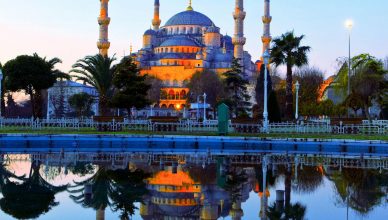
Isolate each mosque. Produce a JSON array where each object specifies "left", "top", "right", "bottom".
[{"left": 97, "top": 0, "right": 272, "bottom": 109}]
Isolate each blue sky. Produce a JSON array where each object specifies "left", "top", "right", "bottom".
[{"left": 0, "top": 0, "right": 387, "bottom": 77}]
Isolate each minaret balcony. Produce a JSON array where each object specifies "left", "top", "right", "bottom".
[
  {"left": 261, "top": 36, "right": 272, "bottom": 44},
  {"left": 233, "top": 11, "right": 246, "bottom": 20},
  {"left": 232, "top": 37, "right": 246, "bottom": 45},
  {"left": 262, "top": 16, "right": 272, "bottom": 24},
  {"left": 97, "top": 41, "right": 111, "bottom": 49},
  {"left": 98, "top": 17, "right": 111, "bottom": 25}
]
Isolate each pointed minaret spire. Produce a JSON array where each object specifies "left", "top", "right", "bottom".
[
  {"left": 233, "top": 0, "right": 246, "bottom": 65},
  {"left": 262, "top": 0, "right": 272, "bottom": 54},
  {"left": 97, "top": 0, "right": 110, "bottom": 57},
  {"left": 187, "top": 0, "right": 193, "bottom": 11},
  {"left": 152, "top": 0, "right": 161, "bottom": 31}
]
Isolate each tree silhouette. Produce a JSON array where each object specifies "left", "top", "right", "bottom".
[{"left": 0, "top": 160, "right": 67, "bottom": 219}]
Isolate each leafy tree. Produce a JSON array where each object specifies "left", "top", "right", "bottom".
[
  {"left": 0, "top": 160, "right": 67, "bottom": 219},
  {"left": 145, "top": 76, "right": 163, "bottom": 105},
  {"left": 223, "top": 58, "right": 251, "bottom": 117},
  {"left": 68, "top": 92, "right": 95, "bottom": 118},
  {"left": 349, "top": 54, "right": 386, "bottom": 120},
  {"left": 0, "top": 62, "right": 4, "bottom": 116},
  {"left": 268, "top": 90, "right": 282, "bottom": 122},
  {"left": 267, "top": 202, "right": 307, "bottom": 220},
  {"left": 3, "top": 54, "right": 63, "bottom": 118},
  {"left": 329, "top": 168, "right": 387, "bottom": 215},
  {"left": 68, "top": 166, "right": 150, "bottom": 220},
  {"left": 188, "top": 71, "right": 225, "bottom": 108},
  {"left": 271, "top": 31, "right": 311, "bottom": 119},
  {"left": 110, "top": 57, "right": 151, "bottom": 117},
  {"left": 71, "top": 54, "right": 116, "bottom": 116},
  {"left": 294, "top": 66, "right": 324, "bottom": 105},
  {"left": 317, "top": 99, "right": 335, "bottom": 116},
  {"left": 343, "top": 93, "right": 363, "bottom": 116}
]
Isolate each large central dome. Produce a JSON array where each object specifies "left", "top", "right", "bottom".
[{"left": 164, "top": 10, "right": 213, "bottom": 27}]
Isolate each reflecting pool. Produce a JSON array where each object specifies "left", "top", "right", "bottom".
[{"left": 0, "top": 152, "right": 387, "bottom": 219}]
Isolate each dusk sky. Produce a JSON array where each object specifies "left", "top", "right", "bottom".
[{"left": 1, "top": 0, "right": 387, "bottom": 77}]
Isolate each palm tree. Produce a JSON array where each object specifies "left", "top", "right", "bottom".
[
  {"left": 267, "top": 202, "right": 307, "bottom": 220},
  {"left": 271, "top": 31, "right": 310, "bottom": 119},
  {"left": 68, "top": 166, "right": 149, "bottom": 220},
  {"left": 0, "top": 160, "right": 67, "bottom": 219},
  {"left": 71, "top": 54, "right": 116, "bottom": 116}
]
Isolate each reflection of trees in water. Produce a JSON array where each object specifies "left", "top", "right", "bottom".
[
  {"left": 0, "top": 160, "right": 67, "bottom": 219},
  {"left": 329, "top": 168, "right": 387, "bottom": 215},
  {"left": 68, "top": 162, "right": 95, "bottom": 177},
  {"left": 223, "top": 167, "right": 248, "bottom": 202},
  {"left": 188, "top": 164, "right": 217, "bottom": 185},
  {"left": 264, "top": 164, "right": 312, "bottom": 220},
  {"left": 292, "top": 166, "right": 324, "bottom": 193},
  {"left": 68, "top": 165, "right": 150, "bottom": 219},
  {"left": 267, "top": 202, "right": 306, "bottom": 220}
]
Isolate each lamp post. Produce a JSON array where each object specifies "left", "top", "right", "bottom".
[
  {"left": 196, "top": 95, "right": 200, "bottom": 120},
  {"left": 203, "top": 93, "right": 207, "bottom": 122},
  {"left": 345, "top": 19, "right": 353, "bottom": 118},
  {"left": 0, "top": 69, "right": 3, "bottom": 118},
  {"left": 262, "top": 49, "right": 270, "bottom": 133},
  {"left": 345, "top": 20, "right": 353, "bottom": 95},
  {"left": 295, "top": 81, "right": 300, "bottom": 120}
]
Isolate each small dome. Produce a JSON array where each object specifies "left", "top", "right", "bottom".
[
  {"left": 223, "top": 34, "right": 232, "bottom": 41},
  {"left": 144, "top": 29, "right": 156, "bottom": 35},
  {"left": 160, "top": 36, "right": 199, "bottom": 47},
  {"left": 206, "top": 24, "right": 220, "bottom": 33},
  {"left": 164, "top": 10, "right": 213, "bottom": 27}
]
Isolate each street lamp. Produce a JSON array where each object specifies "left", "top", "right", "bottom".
[
  {"left": 295, "top": 81, "right": 300, "bottom": 120},
  {"left": 262, "top": 49, "right": 270, "bottom": 133},
  {"left": 345, "top": 19, "right": 353, "bottom": 97},
  {"left": 203, "top": 93, "right": 207, "bottom": 122},
  {"left": 0, "top": 69, "right": 3, "bottom": 118}
]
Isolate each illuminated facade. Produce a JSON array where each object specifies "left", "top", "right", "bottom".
[{"left": 134, "top": 0, "right": 257, "bottom": 108}]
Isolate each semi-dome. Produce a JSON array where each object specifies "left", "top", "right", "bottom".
[
  {"left": 206, "top": 24, "right": 220, "bottom": 33},
  {"left": 160, "top": 36, "right": 199, "bottom": 47},
  {"left": 144, "top": 29, "right": 156, "bottom": 35},
  {"left": 164, "top": 10, "right": 213, "bottom": 27}
]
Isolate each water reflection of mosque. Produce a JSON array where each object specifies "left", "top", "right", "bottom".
[
  {"left": 138, "top": 159, "right": 254, "bottom": 220},
  {"left": 2, "top": 152, "right": 388, "bottom": 219}
]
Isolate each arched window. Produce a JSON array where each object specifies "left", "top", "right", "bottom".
[
  {"left": 180, "top": 90, "right": 187, "bottom": 99},
  {"left": 189, "top": 27, "right": 193, "bottom": 34},
  {"left": 175, "top": 92, "right": 180, "bottom": 100},
  {"left": 161, "top": 104, "right": 167, "bottom": 108},
  {"left": 182, "top": 27, "right": 186, "bottom": 34},
  {"left": 168, "top": 104, "right": 175, "bottom": 109},
  {"left": 168, "top": 90, "right": 175, "bottom": 100}
]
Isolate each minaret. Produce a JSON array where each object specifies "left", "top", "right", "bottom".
[
  {"left": 152, "top": 0, "right": 161, "bottom": 31},
  {"left": 97, "top": 0, "right": 110, "bottom": 57},
  {"left": 232, "top": 0, "right": 246, "bottom": 63},
  {"left": 262, "top": 0, "right": 272, "bottom": 54}
]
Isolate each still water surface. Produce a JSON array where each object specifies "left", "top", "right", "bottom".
[{"left": 0, "top": 152, "right": 387, "bottom": 220}]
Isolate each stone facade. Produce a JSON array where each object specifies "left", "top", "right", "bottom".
[{"left": 133, "top": 0, "right": 256, "bottom": 109}]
